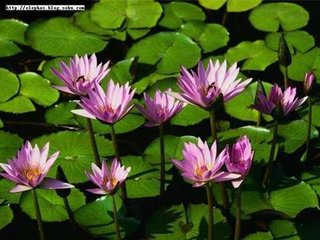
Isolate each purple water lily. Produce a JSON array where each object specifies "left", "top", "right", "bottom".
[
  {"left": 86, "top": 159, "right": 131, "bottom": 195},
  {"left": 0, "top": 141, "right": 73, "bottom": 193},
  {"left": 52, "top": 54, "right": 110, "bottom": 96},
  {"left": 252, "top": 83, "right": 307, "bottom": 118},
  {"left": 72, "top": 80, "right": 135, "bottom": 124},
  {"left": 170, "top": 60, "right": 252, "bottom": 110},
  {"left": 172, "top": 138, "right": 241, "bottom": 187},
  {"left": 225, "top": 136, "right": 254, "bottom": 188},
  {"left": 304, "top": 71, "right": 316, "bottom": 96},
  {"left": 136, "top": 89, "right": 185, "bottom": 127}
]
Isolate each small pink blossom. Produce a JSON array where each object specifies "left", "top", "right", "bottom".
[
  {"left": 169, "top": 60, "right": 252, "bottom": 110},
  {"left": 136, "top": 89, "right": 185, "bottom": 127},
  {"left": 225, "top": 136, "right": 254, "bottom": 188},
  {"left": 0, "top": 141, "right": 73, "bottom": 193},
  {"left": 304, "top": 71, "right": 316, "bottom": 95},
  {"left": 252, "top": 83, "right": 307, "bottom": 118},
  {"left": 86, "top": 159, "right": 131, "bottom": 195},
  {"left": 72, "top": 80, "right": 135, "bottom": 124},
  {"left": 172, "top": 138, "right": 241, "bottom": 187},
  {"left": 52, "top": 54, "right": 110, "bottom": 96}
]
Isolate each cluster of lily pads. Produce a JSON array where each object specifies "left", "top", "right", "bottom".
[{"left": 1, "top": 1, "right": 320, "bottom": 240}]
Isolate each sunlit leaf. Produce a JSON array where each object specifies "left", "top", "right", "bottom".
[
  {"left": 0, "top": 204, "right": 13, "bottom": 230},
  {"left": 171, "top": 105, "right": 208, "bottom": 126},
  {"left": 199, "top": 0, "right": 261, "bottom": 12},
  {"left": 0, "top": 68, "right": 19, "bottom": 103}
]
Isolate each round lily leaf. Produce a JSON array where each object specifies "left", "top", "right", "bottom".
[
  {"left": 265, "top": 31, "right": 315, "bottom": 54},
  {"left": 41, "top": 57, "right": 70, "bottom": 85},
  {"left": 0, "top": 96, "right": 35, "bottom": 113},
  {"left": 199, "top": 0, "right": 261, "bottom": 12},
  {"left": 0, "top": 204, "right": 13, "bottom": 230},
  {"left": 127, "top": 28, "right": 150, "bottom": 40},
  {"left": 225, "top": 81, "right": 273, "bottom": 123},
  {"left": 301, "top": 167, "right": 320, "bottom": 197},
  {"left": 243, "top": 232, "right": 273, "bottom": 240},
  {"left": 0, "top": 179, "right": 21, "bottom": 204},
  {"left": 0, "top": 130, "right": 23, "bottom": 163},
  {"left": 25, "top": 17, "right": 107, "bottom": 56},
  {"left": 0, "top": 39, "right": 21, "bottom": 57},
  {"left": 74, "top": 195, "right": 137, "bottom": 238},
  {"left": 19, "top": 72, "right": 59, "bottom": 107},
  {"left": 171, "top": 104, "right": 208, "bottom": 126},
  {"left": 32, "top": 131, "right": 114, "bottom": 183},
  {"left": 269, "top": 181, "right": 318, "bottom": 218},
  {"left": 180, "top": 22, "right": 229, "bottom": 53},
  {"left": 159, "top": 2, "right": 205, "bottom": 29},
  {"left": 225, "top": 40, "right": 277, "bottom": 71},
  {"left": 127, "top": 32, "right": 201, "bottom": 74},
  {"left": 0, "top": 68, "right": 19, "bottom": 103},
  {"left": 144, "top": 135, "right": 198, "bottom": 170},
  {"left": 300, "top": 104, "right": 320, "bottom": 127},
  {"left": 20, "top": 188, "right": 85, "bottom": 222},
  {"left": 104, "top": 58, "right": 135, "bottom": 85},
  {"left": 269, "top": 220, "right": 299, "bottom": 239},
  {"left": 249, "top": 3, "right": 309, "bottom": 32},
  {"left": 90, "top": 0, "right": 162, "bottom": 29},
  {"left": 288, "top": 47, "right": 320, "bottom": 82},
  {"left": 45, "top": 101, "right": 79, "bottom": 126},
  {"left": 278, "top": 120, "right": 318, "bottom": 154},
  {"left": 122, "top": 156, "right": 160, "bottom": 198}
]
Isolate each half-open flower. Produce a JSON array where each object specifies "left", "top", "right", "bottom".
[
  {"left": 51, "top": 54, "right": 110, "bottom": 96},
  {"left": 304, "top": 71, "right": 316, "bottom": 96},
  {"left": 172, "top": 138, "right": 241, "bottom": 187},
  {"left": 72, "top": 80, "right": 135, "bottom": 124},
  {"left": 136, "top": 89, "right": 185, "bottom": 127},
  {"left": 252, "top": 83, "right": 307, "bottom": 119},
  {"left": 225, "top": 136, "right": 254, "bottom": 188},
  {"left": 0, "top": 141, "right": 73, "bottom": 193},
  {"left": 170, "top": 60, "right": 252, "bottom": 110},
  {"left": 86, "top": 159, "right": 131, "bottom": 195}
]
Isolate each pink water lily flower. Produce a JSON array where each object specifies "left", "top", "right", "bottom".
[
  {"left": 172, "top": 138, "right": 241, "bottom": 187},
  {"left": 304, "top": 71, "right": 316, "bottom": 96},
  {"left": 0, "top": 141, "right": 73, "bottom": 193},
  {"left": 170, "top": 60, "right": 252, "bottom": 110},
  {"left": 72, "top": 80, "right": 136, "bottom": 124},
  {"left": 252, "top": 83, "right": 307, "bottom": 118},
  {"left": 52, "top": 54, "right": 110, "bottom": 96},
  {"left": 136, "top": 89, "right": 185, "bottom": 127},
  {"left": 86, "top": 159, "right": 131, "bottom": 195},
  {"left": 225, "top": 136, "right": 254, "bottom": 188}
]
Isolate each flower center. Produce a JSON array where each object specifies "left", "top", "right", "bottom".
[
  {"left": 75, "top": 75, "right": 86, "bottom": 83},
  {"left": 199, "top": 83, "right": 217, "bottom": 96},
  {"left": 23, "top": 168, "right": 41, "bottom": 182},
  {"left": 102, "top": 177, "right": 118, "bottom": 187},
  {"left": 98, "top": 104, "right": 114, "bottom": 114},
  {"left": 195, "top": 165, "right": 208, "bottom": 177}
]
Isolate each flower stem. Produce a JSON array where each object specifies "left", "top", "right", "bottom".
[
  {"left": 234, "top": 188, "right": 241, "bottom": 240},
  {"left": 262, "top": 120, "right": 279, "bottom": 188},
  {"left": 159, "top": 123, "right": 165, "bottom": 197},
  {"left": 86, "top": 118, "right": 101, "bottom": 166},
  {"left": 63, "top": 196, "right": 77, "bottom": 231},
  {"left": 110, "top": 124, "right": 127, "bottom": 200},
  {"left": 112, "top": 195, "right": 121, "bottom": 240},
  {"left": 31, "top": 189, "right": 45, "bottom": 240},
  {"left": 209, "top": 110, "right": 228, "bottom": 209},
  {"left": 284, "top": 66, "right": 289, "bottom": 89},
  {"left": 205, "top": 184, "right": 214, "bottom": 240},
  {"left": 306, "top": 97, "right": 312, "bottom": 163}
]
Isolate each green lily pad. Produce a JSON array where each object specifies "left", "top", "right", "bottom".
[
  {"left": 269, "top": 181, "right": 318, "bottom": 218},
  {"left": 0, "top": 95, "right": 35, "bottom": 113},
  {"left": 301, "top": 167, "right": 320, "bottom": 197},
  {"left": 90, "top": 0, "right": 162, "bottom": 29},
  {"left": 122, "top": 156, "right": 160, "bottom": 198},
  {"left": 45, "top": 101, "right": 79, "bottom": 126},
  {"left": 0, "top": 68, "right": 19, "bottom": 103},
  {"left": 288, "top": 47, "right": 320, "bottom": 82},
  {"left": 32, "top": 131, "right": 114, "bottom": 183},
  {"left": 41, "top": 57, "right": 70, "bottom": 85},
  {"left": 19, "top": 72, "right": 59, "bottom": 107},
  {"left": 105, "top": 58, "right": 135, "bottom": 85},
  {"left": 127, "top": 28, "right": 150, "bottom": 40},
  {"left": 0, "top": 39, "right": 21, "bottom": 57},
  {"left": 249, "top": 3, "right": 309, "bottom": 32},
  {"left": 127, "top": 32, "right": 201, "bottom": 74},
  {"left": 199, "top": 0, "right": 261, "bottom": 12},
  {"left": 171, "top": 104, "right": 208, "bottom": 126},
  {"left": 300, "top": 104, "right": 320, "bottom": 127},
  {"left": 0, "top": 179, "right": 21, "bottom": 204},
  {"left": 26, "top": 17, "right": 107, "bottom": 56},
  {"left": 180, "top": 22, "right": 229, "bottom": 53},
  {"left": 20, "top": 188, "right": 85, "bottom": 222},
  {"left": 265, "top": 31, "right": 315, "bottom": 54},
  {"left": 278, "top": 120, "right": 318, "bottom": 154},
  {"left": 144, "top": 135, "right": 198, "bottom": 170},
  {"left": 159, "top": 2, "right": 205, "bottom": 29},
  {"left": 225, "top": 81, "right": 273, "bottom": 122},
  {"left": 225, "top": 40, "right": 277, "bottom": 71},
  {"left": 243, "top": 232, "right": 273, "bottom": 240},
  {"left": 0, "top": 131, "right": 23, "bottom": 163},
  {"left": 270, "top": 220, "right": 299, "bottom": 239},
  {"left": 0, "top": 204, "right": 13, "bottom": 230}
]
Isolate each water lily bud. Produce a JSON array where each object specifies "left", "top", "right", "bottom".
[
  {"left": 56, "top": 166, "right": 71, "bottom": 198},
  {"left": 304, "top": 71, "right": 316, "bottom": 96},
  {"left": 278, "top": 33, "right": 291, "bottom": 67}
]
